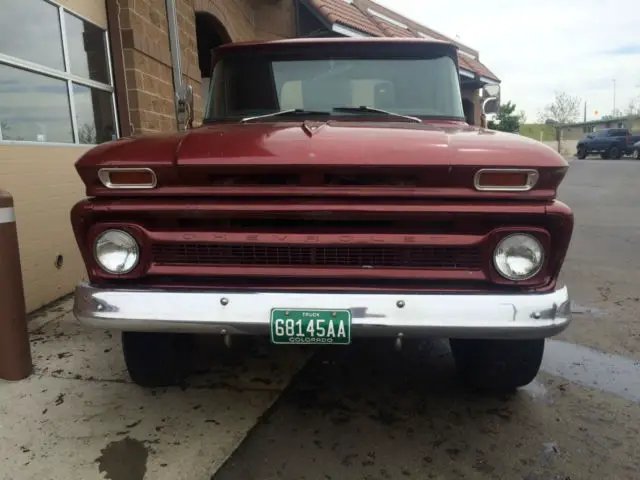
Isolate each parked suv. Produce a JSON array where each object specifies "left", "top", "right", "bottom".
[{"left": 576, "top": 128, "right": 640, "bottom": 159}]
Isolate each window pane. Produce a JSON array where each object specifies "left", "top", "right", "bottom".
[
  {"left": 0, "top": 64, "right": 73, "bottom": 143},
  {"left": 65, "top": 12, "right": 110, "bottom": 84},
  {"left": 0, "top": 0, "right": 64, "bottom": 71},
  {"left": 73, "top": 84, "right": 116, "bottom": 144}
]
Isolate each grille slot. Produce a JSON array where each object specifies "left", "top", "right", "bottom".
[{"left": 151, "top": 243, "right": 482, "bottom": 270}]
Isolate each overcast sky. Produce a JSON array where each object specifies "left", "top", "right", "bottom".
[{"left": 376, "top": 0, "right": 640, "bottom": 123}]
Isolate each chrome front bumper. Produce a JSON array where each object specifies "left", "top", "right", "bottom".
[{"left": 73, "top": 283, "right": 571, "bottom": 340}]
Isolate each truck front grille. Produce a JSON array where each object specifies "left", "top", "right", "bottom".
[{"left": 151, "top": 243, "right": 482, "bottom": 270}]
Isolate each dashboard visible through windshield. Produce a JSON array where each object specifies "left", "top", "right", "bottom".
[{"left": 206, "top": 54, "right": 465, "bottom": 121}]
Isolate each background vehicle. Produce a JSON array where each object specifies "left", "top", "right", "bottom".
[{"left": 576, "top": 128, "right": 640, "bottom": 159}]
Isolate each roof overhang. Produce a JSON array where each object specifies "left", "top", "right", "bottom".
[
  {"left": 479, "top": 76, "right": 500, "bottom": 85},
  {"left": 460, "top": 69, "right": 476, "bottom": 79},
  {"left": 331, "top": 22, "right": 370, "bottom": 37},
  {"left": 299, "top": 0, "right": 500, "bottom": 83}
]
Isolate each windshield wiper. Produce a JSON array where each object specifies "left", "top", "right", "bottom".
[
  {"left": 333, "top": 106, "right": 422, "bottom": 123},
  {"left": 240, "top": 109, "right": 330, "bottom": 123}
]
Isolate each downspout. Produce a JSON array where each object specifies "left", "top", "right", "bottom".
[{"left": 165, "top": 0, "right": 186, "bottom": 131}]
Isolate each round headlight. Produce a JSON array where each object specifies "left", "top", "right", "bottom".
[
  {"left": 94, "top": 229, "right": 139, "bottom": 274},
  {"left": 493, "top": 234, "right": 544, "bottom": 281}
]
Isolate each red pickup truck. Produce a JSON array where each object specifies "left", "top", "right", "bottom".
[{"left": 71, "top": 38, "right": 573, "bottom": 392}]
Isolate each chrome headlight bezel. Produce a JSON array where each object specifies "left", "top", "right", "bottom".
[
  {"left": 93, "top": 229, "right": 140, "bottom": 275},
  {"left": 493, "top": 233, "right": 545, "bottom": 281}
]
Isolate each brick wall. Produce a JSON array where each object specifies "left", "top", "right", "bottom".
[
  {"left": 118, "top": 0, "right": 176, "bottom": 135},
  {"left": 117, "top": 0, "right": 296, "bottom": 134},
  {"left": 186, "top": 0, "right": 296, "bottom": 122}
]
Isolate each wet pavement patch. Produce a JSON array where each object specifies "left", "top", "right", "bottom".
[
  {"left": 212, "top": 339, "right": 640, "bottom": 480},
  {"left": 541, "top": 340, "right": 640, "bottom": 403},
  {"left": 96, "top": 437, "right": 149, "bottom": 480}
]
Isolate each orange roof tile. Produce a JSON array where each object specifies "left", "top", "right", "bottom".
[
  {"left": 306, "top": 0, "right": 499, "bottom": 82},
  {"left": 308, "top": 0, "right": 384, "bottom": 36},
  {"left": 464, "top": 56, "right": 499, "bottom": 81}
]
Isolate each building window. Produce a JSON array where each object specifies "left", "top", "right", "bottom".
[{"left": 0, "top": 0, "right": 117, "bottom": 144}]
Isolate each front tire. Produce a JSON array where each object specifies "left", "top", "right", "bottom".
[
  {"left": 449, "top": 338, "right": 545, "bottom": 392},
  {"left": 122, "top": 332, "right": 194, "bottom": 387},
  {"left": 576, "top": 147, "right": 587, "bottom": 159},
  {"left": 633, "top": 148, "right": 639, "bottom": 160}
]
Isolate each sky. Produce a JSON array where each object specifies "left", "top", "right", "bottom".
[{"left": 376, "top": 0, "right": 640, "bottom": 123}]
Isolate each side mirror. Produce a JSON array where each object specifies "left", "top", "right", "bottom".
[
  {"left": 176, "top": 84, "right": 194, "bottom": 130},
  {"left": 481, "top": 84, "right": 501, "bottom": 116}
]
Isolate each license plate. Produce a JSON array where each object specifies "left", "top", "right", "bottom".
[{"left": 270, "top": 309, "right": 352, "bottom": 345}]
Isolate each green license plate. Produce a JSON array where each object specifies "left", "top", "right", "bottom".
[{"left": 270, "top": 309, "right": 352, "bottom": 345}]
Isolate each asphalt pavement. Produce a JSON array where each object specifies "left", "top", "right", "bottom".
[{"left": 213, "top": 157, "right": 640, "bottom": 480}]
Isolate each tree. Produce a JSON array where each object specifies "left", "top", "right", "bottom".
[
  {"left": 626, "top": 99, "right": 640, "bottom": 116},
  {"left": 487, "top": 101, "right": 521, "bottom": 133},
  {"left": 0, "top": 120, "right": 8, "bottom": 138},
  {"left": 78, "top": 124, "right": 96, "bottom": 144},
  {"left": 602, "top": 108, "right": 624, "bottom": 121},
  {"left": 517, "top": 110, "right": 527, "bottom": 124},
  {"left": 538, "top": 91, "right": 581, "bottom": 124},
  {"left": 0, "top": 120, "right": 24, "bottom": 141}
]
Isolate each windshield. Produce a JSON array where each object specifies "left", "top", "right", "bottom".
[{"left": 206, "top": 55, "right": 465, "bottom": 121}]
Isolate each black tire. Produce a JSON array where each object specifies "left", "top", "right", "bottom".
[
  {"left": 634, "top": 149, "right": 640, "bottom": 160},
  {"left": 449, "top": 338, "right": 544, "bottom": 392},
  {"left": 610, "top": 146, "right": 622, "bottom": 159},
  {"left": 576, "top": 147, "right": 587, "bottom": 159},
  {"left": 122, "top": 331, "right": 195, "bottom": 387}
]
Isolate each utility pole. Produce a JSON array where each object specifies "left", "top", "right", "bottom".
[
  {"left": 613, "top": 79, "right": 616, "bottom": 115},
  {"left": 584, "top": 101, "right": 587, "bottom": 122}
]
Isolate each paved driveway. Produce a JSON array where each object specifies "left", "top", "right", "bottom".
[{"left": 1, "top": 158, "right": 639, "bottom": 480}]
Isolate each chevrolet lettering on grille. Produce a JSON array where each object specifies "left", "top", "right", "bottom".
[{"left": 178, "top": 233, "right": 450, "bottom": 244}]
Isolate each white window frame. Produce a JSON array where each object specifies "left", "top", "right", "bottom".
[{"left": 0, "top": 0, "right": 118, "bottom": 146}]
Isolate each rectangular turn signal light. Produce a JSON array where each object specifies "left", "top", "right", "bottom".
[
  {"left": 474, "top": 169, "right": 539, "bottom": 192},
  {"left": 98, "top": 168, "right": 157, "bottom": 189}
]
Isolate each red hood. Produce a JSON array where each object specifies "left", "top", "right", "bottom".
[
  {"left": 78, "top": 120, "right": 567, "bottom": 168},
  {"left": 176, "top": 121, "right": 566, "bottom": 168},
  {"left": 75, "top": 120, "right": 568, "bottom": 199}
]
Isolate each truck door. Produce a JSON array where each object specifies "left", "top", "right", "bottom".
[{"left": 591, "top": 130, "right": 608, "bottom": 150}]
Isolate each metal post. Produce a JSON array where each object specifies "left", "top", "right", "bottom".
[
  {"left": 0, "top": 191, "right": 32, "bottom": 381},
  {"left": 165, "top": 0, "right": 184, "bottom": 130}
]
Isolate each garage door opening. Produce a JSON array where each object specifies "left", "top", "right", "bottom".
[{"left": 195, "top": 12, "right": 231, "bottom": 103}]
